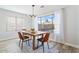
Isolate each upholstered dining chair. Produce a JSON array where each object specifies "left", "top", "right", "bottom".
[
  {"left": 18, "top": 32, "right": 30, "bottom": 49},
  {"left": 37, "top": 33, "right": 50, "bottom": 52}
]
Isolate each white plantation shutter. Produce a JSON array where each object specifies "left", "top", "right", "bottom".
[
  {"left": 7, "top": 16, "right": 16, "bottom": 31},
  {"left": 7, "top": 16, "right": 26, "bottom": 31},
  {"left": 16, "top": 17, "right": 26, "bottom": 31}
]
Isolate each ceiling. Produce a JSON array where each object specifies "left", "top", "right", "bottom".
[{"left": 0, "top": 5, "right": 68, "bottom": 15}]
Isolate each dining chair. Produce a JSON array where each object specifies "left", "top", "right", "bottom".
[
  {"left": 22, "top": 32, "right": 32, "bottom": 45},
  {"left": 18, "top": 32, "right": 30, "bottom": 49},
  {"left": 37, "top": 33, "right": 50, "bottom": 52}
]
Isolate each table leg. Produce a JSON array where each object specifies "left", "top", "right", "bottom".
[
  {"left": 33, "top": 36, "right": 35, "bottom": 50},
  {"left": 32, "top": 34, "right": 43, "bottom": 50},
  {"left": 42, "top": 34, "right": 43, "bottom": 38}
]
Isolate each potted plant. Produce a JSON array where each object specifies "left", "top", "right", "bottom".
[{"left": 31, "top": 28, "right": 35, "bottom": 33}]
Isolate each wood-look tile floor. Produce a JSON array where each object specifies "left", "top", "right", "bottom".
[{"left": 0, "top": 39, "right": 79, "bottom": 53}]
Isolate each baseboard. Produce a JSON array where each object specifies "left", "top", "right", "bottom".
[
  {"left": 0, "top": 36, "right": 17, "bottom": 42},
  {"left": 52, "top": 40, "right": 79, "bottom": 48},
  {"left": 65, "top": 43, "right": 79, "bottom": 48}
]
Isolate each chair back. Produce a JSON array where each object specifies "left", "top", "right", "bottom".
[
  {"left": 22, "top": 32, "right": 27, "bottom": 35},
  {"left": 18, "top": 32, "right": 24, "bottom": 40},
  {"left": 43, "top": 33, "right": 50, "bottom": 42}
]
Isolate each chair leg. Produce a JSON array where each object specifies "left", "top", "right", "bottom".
[
  {"left": 37, "top": 40, "right": 39, "bottom": 48},
  {"left": 21, "top": 41, "right": 23, "bottom": 49},
  {"left": 26, "top": 41, "right": 27, "bottom": 45},
  {"left": 28, "top": 40, "right": 30, "bottom": 46},
  {"left": 47, "top": 42, "right": 49, "bottom": 49},
  {"left": 19, "top": 40, "right": 21, "bottom": 46},
  {"left": 42, "top": 42, "right": 44, "bottom": 53}
]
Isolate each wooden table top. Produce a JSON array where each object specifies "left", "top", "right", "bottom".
[{"left": 22, "top": 30, "right": 46, "bottom": 36}]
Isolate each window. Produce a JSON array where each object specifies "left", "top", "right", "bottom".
[
  {"left": 16, "top": 17, "right": 26, "bottom": 31},
  {"left": 38, "top": 15, "right": 55, "bottom": 31},
  {"left": 7, "top": 16, "right": 26, "bottom": 32},
  {"left": 7, "top": 16, "right": 16, "bottom": 31},
  {"left": 38, "top": 15, "right": 54, "bottom": 24}
]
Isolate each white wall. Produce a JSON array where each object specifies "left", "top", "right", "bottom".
[
  {"left": 63, "top": 6, "right": 79, "bottom": 48},
  {"left": 0, "top": 8, "right": 32, "bottom": 41},
  {"left": 53, "top": 6, "right": 79, "bottom": 48}
]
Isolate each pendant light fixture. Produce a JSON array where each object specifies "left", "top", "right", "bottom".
[{"left": 30, "top": 5, "right": 36, "bottom": 18}]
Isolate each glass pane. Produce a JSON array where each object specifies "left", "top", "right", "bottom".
[{"left": 38, "top": 15, "right": 55, "bottom": 31}]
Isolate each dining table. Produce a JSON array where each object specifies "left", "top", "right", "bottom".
[{"left": 22, "top": 30, "right": 46, "bottom": 50}]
